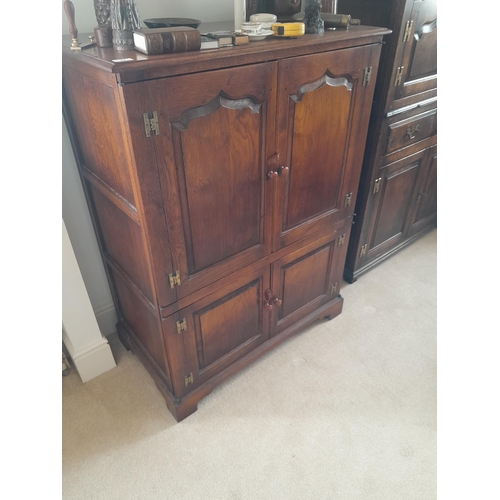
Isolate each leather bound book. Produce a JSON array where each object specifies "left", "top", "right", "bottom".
[{"left": 133, "top": 27, "right": 201, "bottom": 55}]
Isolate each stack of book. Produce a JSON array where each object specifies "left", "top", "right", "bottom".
[
  {"left": 201, "top": 31, "right": 249, "bottom": 49},
  {"left": 133, "top": 27, "right": 249, "bottom": 55}
]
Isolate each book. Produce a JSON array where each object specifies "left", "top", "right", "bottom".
[
  {"left": 200, "top": 35, "right": 219, "bottom": 50},
  {"left": 133, "top": 27, "right": 201, "bottom": 55},
  {"left": 204, "top": 31, "right": 249, "bottom": 46},
  {"left": 232, "top": 33, "right": 249, "bottom": 45},
  {"left": 203, "top": 32, "right": 233, "bottom": 47}
]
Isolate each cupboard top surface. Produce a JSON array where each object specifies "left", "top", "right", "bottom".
[{"left": 62, "top": 22, "right": 391, "bottom": 83}]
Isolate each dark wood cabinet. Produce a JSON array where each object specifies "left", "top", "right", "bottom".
[
  {"left": 63, "top": 25, "right": 389, "bottom": 421},
  {"left": 339, "top": 0, "right": 437, "bottom": 283}
]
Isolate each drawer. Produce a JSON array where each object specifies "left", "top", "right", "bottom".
[{"left": 386, "top": 107, "right": 437, "bottom": 154}]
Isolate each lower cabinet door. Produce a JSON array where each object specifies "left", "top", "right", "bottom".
[
  {"left": 163, "top": 266, "right": 271, "bottom": 396},
  {"left": 271, "top": 227, "right": 350, "bottom": 336},
  {"left": 362, "top": 149, "right": 425, "bottom": 265}
]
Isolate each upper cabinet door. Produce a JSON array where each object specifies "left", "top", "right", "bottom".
[
  {"left": 392, "top": 0, "right": 437, "bottom": 110},
  {"left": 146, "top": 63, "right": 277, "bottom": 299},
  {"left": 273, "top": 44, "right": 381, "bottom": 251}
]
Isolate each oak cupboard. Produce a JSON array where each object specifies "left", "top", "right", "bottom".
[
  {"left": 338, "top": 0, "right": 437, "bottom": 282},
  {"left": 62, "top": 24, "right": 390, "bottom": 421}
]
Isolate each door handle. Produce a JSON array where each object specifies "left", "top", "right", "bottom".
[
  {"left": 264, "top": 289, "right": 274, "bottom": 310},
  {"left": 264, "top": 289, "right": 282, "bottom": 310}
]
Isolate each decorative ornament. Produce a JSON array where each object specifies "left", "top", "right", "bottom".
[
  {"left": 93, "top": 0, "right": 111, "bottom": 26},
  {"left": 93, "top": 0, "right": 113, "bottom": 47},
  {"left": 304, "top": 0, "right": 324, "bottom": 34},
  {"left": 110, "top": 0, "right": 142, "bottom": 51}
]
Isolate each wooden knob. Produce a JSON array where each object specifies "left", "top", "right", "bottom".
[
  {"left": 64, "top": 0, "right": 78, "bottom": 40},
  {"left": 264, "top": 289, "right": 274, "bottom": 310},
  {"left": 273, "top": 297, "right": 282, "bottom": 306},
  {"left": 267, "top": 170, "right": 278, "bottom": 180},
  {"left": 278, "top": 166, "right": 289, "bottom": 175}
]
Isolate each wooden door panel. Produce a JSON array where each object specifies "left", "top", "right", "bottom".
[
  {"left": 275, "top": 44, "right": 381, "bottom": 250},
  {"left": 271, "top": 229, "right": 348, "bottom": 335},
  {"left": 416, "top": 147, "right": 437, "bottom": 221},
  {"left": 282, "top": 245, "right": 331, "bottom": 318},
  {"left": 395, "top": 0, "right": 437, "bottom": 103},
  {"left": 169, "top": 266, "right": 271, "bottom": 393},
  {"left": 408, "top": 145, "right": 437, "bottom": 237},
  {"left": 148, "top": 63, "right": 276, "bottom": 298},
  {"left": 364, "top": 150, "right": 426, "bottom": 262},
  {"left": 372, "top": 164, "right": 419, "bottom": 248},
  {"left": 285, "top": 82, "right": 351, "bottom": 229},
  {"left": 174, "top": 103, "right": 263, "bottom": 273}
]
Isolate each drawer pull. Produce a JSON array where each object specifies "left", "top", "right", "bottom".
[
  {"left": 405, "top": 124, "right": 420, "bottom": 140},
  {"left": 273, "top": 296, "right": 282, "bottom": 306}
]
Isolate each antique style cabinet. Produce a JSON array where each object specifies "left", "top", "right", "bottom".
[
  {"left": 62, "top": 25, "right": 389, "bottom": 421},
  {"left": 338, "top": 0, "right": 437, "bottom": 282}
]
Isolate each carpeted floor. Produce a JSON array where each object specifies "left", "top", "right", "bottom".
[{"left": 62, "top": 229, "right": 437, "bottom": 500}]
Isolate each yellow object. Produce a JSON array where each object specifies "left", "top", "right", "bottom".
[{"left": 271, "top": 22, "right": 305, "bottom": 37}]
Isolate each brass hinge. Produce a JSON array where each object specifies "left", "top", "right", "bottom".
[
  {"left": 143, "top": 111, "right": 160, "bottom": 137},
  {"left": 394, "top": 66, "right": 404, "bottom": 86},
  {"left": 344, "top": 193, "right": 352, "bottom": 207},
  {"left": 184, "top": 372, "right": 194, "bottom": 387},
  {"left": 373, "top": 177, "right": 382, "bottom": 194},
  {"left": 176, "top": 318, "right": 187, "bottom": 335},
  {"left": 403, "top": 20, "right": 414, "bottom": 42},
  {"left": 169, "top": 270, "right": 181, "bottom": 289},
  {"left": 360, "top": 244, "right": 368, "bottom": 257},
  {"left": 362, "top": 67, "right": 372, "bottom": 86},
  {"left": 338, "top": 234, "right": 345, "bottom": 246},
  {"left": 331, "top": 282, "right": 338, "bottom": 295}
]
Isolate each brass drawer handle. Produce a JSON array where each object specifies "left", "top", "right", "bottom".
[{"left": 405, "top": 124, "right": 420, "bottom": 140}]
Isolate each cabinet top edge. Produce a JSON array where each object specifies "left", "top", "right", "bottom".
[{"left": 62, "top": 25, "right": 391, "bottom": 83}]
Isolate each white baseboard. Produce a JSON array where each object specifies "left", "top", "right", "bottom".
[
  {"left": 94, "top": 303, "right": 118, "bottom": 337},
  {"left": 63, "top": 332, "right": 116, "bottom": 383}
]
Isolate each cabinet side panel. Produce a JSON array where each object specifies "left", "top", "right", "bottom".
[
  {"left": 112, "top": 271, "right": 171, "bottom": 390},
  {"left": 63, "top": 67, "right": 137, "bottom": 207},
  {"left": 89, "top": 185, "right": 155, "bottom": 305}
]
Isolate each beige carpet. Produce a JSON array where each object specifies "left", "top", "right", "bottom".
[{"left": 62, "top": 229, "right": 437, "bottom": 500}]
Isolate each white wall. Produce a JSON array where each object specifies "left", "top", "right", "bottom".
[
  {"left": 62, "top": 0, "right": 234, "bottom": 34},
  {"left": 62, "top": 1, "right": 234, "bottom": 336},
  {"left": 62, "top": 219, "right": 116, "bottom": 382}
]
